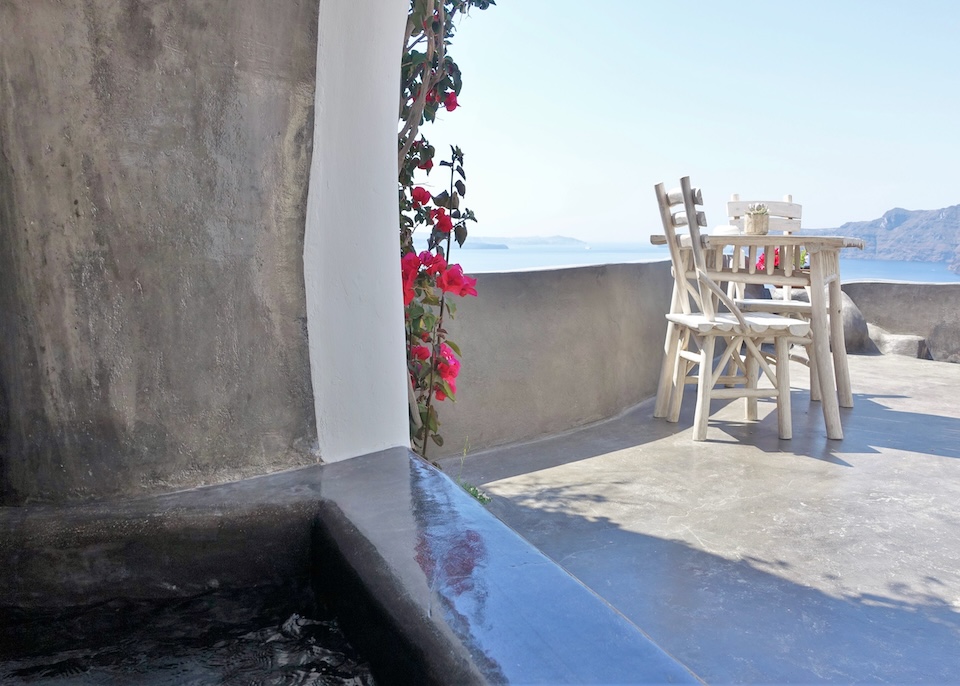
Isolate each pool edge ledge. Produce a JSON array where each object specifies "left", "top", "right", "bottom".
[{"left": 312, "top": 447, "right": 702, "bottom": 685}]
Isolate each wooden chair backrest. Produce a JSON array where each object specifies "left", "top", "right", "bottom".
[
  {"left": 728, "top": 194, "right": 802, "bottom": 234},
  {"left": 654, "top": 176, "right": 715, "bottom": 318}
]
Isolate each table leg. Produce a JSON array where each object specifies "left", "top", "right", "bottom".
[
  {"left": 809, "top": 250, "right": 843, "bottom": 440},
  {"left": 826, "top": 251, "right": 854, "bottom": 408}
]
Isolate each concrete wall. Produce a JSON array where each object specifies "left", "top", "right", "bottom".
[
  {"left": 0, "top": 1, "right": 322, "bottom": 503},
  {"left": 843, "top": 282, "right": 960, "bottom": 363},
  {"left": 305, "top": 0, "right": 409, "bottom": 462},
  {"left": 434, "top": 261, "right": 674, "bottom": 458}
]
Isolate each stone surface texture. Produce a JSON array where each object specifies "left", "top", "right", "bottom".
[
  {"left": 1, "top": 449, "right": 699, "bottom": 684},
  {"left": 0, "top": 1, "right": 320, "bottom": 503},
  {"left": 444, "top": 354, "right": 960, "bottom": 684},
  {"left": 843, "top": 282, "right": 960, "bottom": 362}
]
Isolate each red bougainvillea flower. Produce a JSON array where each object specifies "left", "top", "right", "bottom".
[
  {"left": 417, "top": 157, "right": 433, "bottom": 171},
  {"left": 419, "top": 251, "right": 447, "bottom": 276},
  {"left": 756, "top": 247, "right": 780, "bottom": 271},
  {"left": 429, "top": 207, "right": 453, "bottom": 233},
  {"left": 437, "top": 263, "right": 478, "bottom": 297},
  {"left": 411, "top": 345, "right": 431, "bottom": 360},
  {"left": 411, "top": 186, "right": 431, "bottom": 207},
  {"left": 443, "top": 92, "right": 458, "bottom": 112},
  {"left": 437, "top": 342, "right": 461, "bottom": 381},
  {"left": 434, "top": 344, "right": 459, "bottom": 400},
  {"left": 401, "top": 252, "right": 421, "bottom": 306}
]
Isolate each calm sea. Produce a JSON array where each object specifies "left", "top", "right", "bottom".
[{"left": 433, "top": 241, "right": 960, "bottom": 283}]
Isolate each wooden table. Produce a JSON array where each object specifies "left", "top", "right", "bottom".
[{"left": 651, "top": 233, "right": 864, "bottom": 440}]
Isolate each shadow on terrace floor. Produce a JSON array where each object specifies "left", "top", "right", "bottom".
[{"left": 440, "top": 354, "right": 960, "bottom": 683}]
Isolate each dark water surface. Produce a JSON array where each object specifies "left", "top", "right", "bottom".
[{"left": 0, "top": 588, "right": 375, "bottom": 685}]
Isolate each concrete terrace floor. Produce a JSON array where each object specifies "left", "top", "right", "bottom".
[{"left": 439, "top": 353, "right": 960, "bottom": 684}]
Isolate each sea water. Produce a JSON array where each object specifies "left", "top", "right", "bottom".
[{"left": 429, "top": 241, "right": 960, "bottom": 283}]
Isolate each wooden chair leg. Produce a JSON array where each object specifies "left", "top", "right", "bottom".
[
  {"left": 745, "top": 338, "right": 759, "bottom": 421},
  {"left": 775, "top": 336, "right": 792, "bottom": 440},
  {"left": 808, "top": 342, "right": 821, "bottom": 402},
  {"left": 667, "top": 329, "right": 689, "bottom": 424},
  {"left": 693, "top": 336, "right": 715, "bottom": 441},
  {"left": 655, "top": 321, "right": 680, "bottom": 418}
]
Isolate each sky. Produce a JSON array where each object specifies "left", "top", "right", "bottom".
[{"left": 419, "top": 0, "right": 960, "bottom": 243}]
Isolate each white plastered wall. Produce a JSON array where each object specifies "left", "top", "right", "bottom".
[{"left": 304, "top": 0, "right": 410, "bottom": 461}]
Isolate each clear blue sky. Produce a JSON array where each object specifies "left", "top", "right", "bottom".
[{"left": 420, "top": 0, "right": 960, "bottom": 242}]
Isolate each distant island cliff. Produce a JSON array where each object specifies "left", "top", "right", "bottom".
[{"left": 807, "top": 204, "right": 960, "bottom": 274}]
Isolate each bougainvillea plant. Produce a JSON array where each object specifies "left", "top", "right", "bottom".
[{"left": 399, "top": 0, "right": 492, "bottom": 457}]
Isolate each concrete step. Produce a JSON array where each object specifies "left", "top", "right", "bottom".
[{"left": 867, "top": 323, "right": 931, "bottom": 359}]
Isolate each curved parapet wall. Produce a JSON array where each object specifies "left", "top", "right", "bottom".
[
  {"left": 436, "top": 261, "right": 674, "bottom": 458},
  {"left": 842, "top": 282, "right": 960, "bottom": 362},
  {"left": 0, "top": 1, "right": 320, "bottom": 504}
]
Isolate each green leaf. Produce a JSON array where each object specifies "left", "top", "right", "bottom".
[
  {"left": 454, "top": 224, "right": 468, "bottom": 247},
  {"left": 437, "top": 378, "right": 455, "bottom": 400},
  {"left": 448, "top": 192, "right": 459, "bottom": 210},
  {"left": 431, "top": 433, "right": 444, "bottom": 447},
  {"left": 433, "top": 190, "right": 450, "bottom": 208},
  {"left": 455, "top": 180, "right": 466, "bottom": 196},
  {"left": 445, "top": 339, "right": 462, "bottom": 356},
  {"left": 456, "top": 165, "right": 465, "bottom": 179}
]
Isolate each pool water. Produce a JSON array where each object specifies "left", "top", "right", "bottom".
[{"left": 0, "top": 588, "right": 375, "bottom": 685}]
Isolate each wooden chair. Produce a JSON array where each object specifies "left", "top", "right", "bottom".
[
  {"left": 655, "top": 177, "right": 810, "bottom": 441},
  {"left": 725, "top": 194, "right": 819, "bottom": 400},
  {"left": 727, "top": 194, "right": 808, "bottom": 307}
]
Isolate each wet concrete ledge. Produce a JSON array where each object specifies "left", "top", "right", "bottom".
[{"left": 0, "top": 447, "right": 699, "bottom": 684}]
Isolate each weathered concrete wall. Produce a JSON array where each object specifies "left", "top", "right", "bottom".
[
  {"left": 0, "top": 1, "right": 320, "bottom": 504},
  {"left": 842, "top": 282, "right": 960, "bottom": 363},
  {"left": 434, "top": 261, "right": 674, "bottom": 457}
]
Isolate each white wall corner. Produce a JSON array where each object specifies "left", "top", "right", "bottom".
[{"left": 303, "top": 0, "right": 410, "bottom": 461}]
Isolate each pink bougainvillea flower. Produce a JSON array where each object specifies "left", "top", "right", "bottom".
[
  {"left": 411, "top": 345, "right": 431, "bottom": 360},
  {"left": 437, "top": 263, "right": 478, "bottom": 297},
  {"left": 437, "top": 343, "right": 461, "bottom": 381},
  {"left": 411, "top": 186, "right": 431, "bottom": 207},
  {"left": 401, "top": 252, "right": 421, "bottom": 306},
  {"left": 434, "top": 375, "right": 456, "bottom": 402},
  {"left": 417, "top": 157, "right": 433, "bottom": 171},
  {"left": 756, "top": 247, "right": 780, "bottom": 271},
  {"left": 419, "top": 251, "right": 447, "bottom": 276},
  {"left": 402, "top": 251, "right": 421, "bottom": 276},
  {"left": 443, "top": 92, "right": 458, "bottom": 112},
  {"left": 429, "top": 207, "right": 453, "bottom": 233},
  {"left": 433, "top": 352, "right": 460, "bottom": 400}
]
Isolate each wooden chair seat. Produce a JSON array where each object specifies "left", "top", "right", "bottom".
[{"left": 666, "top": 311, "right": 809, "bottom": 337}]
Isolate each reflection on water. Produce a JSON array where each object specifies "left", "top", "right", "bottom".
[{"left": 0, "top": 588, "right": 375, "bottom": 685}]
